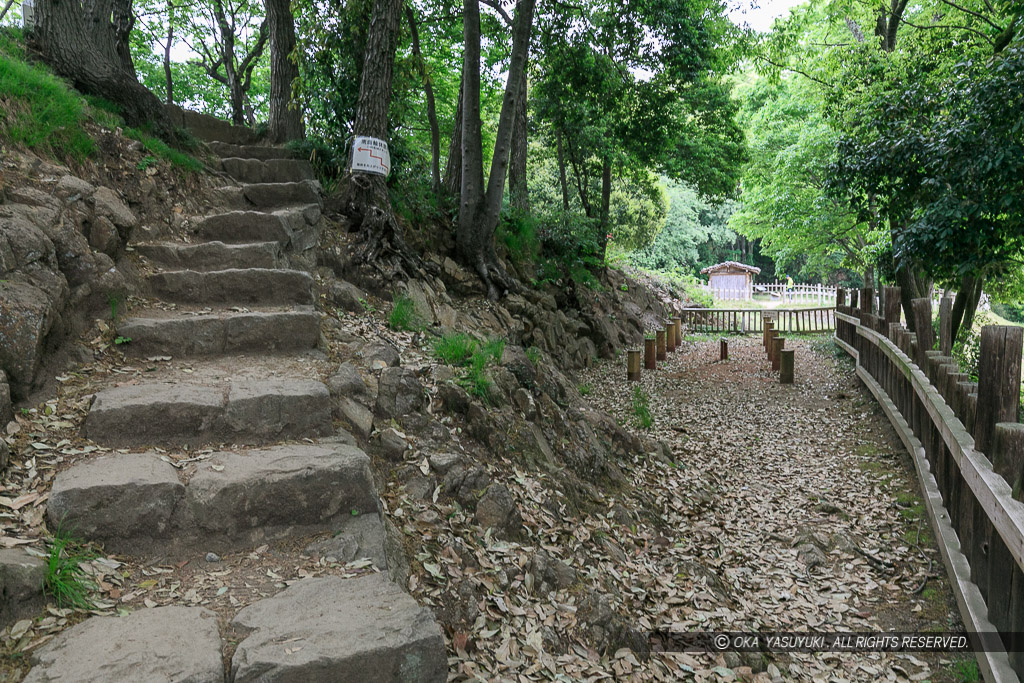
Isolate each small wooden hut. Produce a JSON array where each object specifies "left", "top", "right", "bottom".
[{"left": 700, "top": 261, "right": 761, "bottom": 301}]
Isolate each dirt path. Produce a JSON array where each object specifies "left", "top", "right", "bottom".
[{"left": 578, "top": 336, "right": 973, "bottom": 682}]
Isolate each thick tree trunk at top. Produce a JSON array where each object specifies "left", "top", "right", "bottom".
[
  {"left": 950, "top": 274, "right": 984, "bottom": 343},
  {"left": 406, "top": 6, "right": 441, "bottom": 194},
  {"left": 457, "top": 0, "right": 536, "bottom": 299},
  {"left": 556, "top": 130, "right": 569, "bottom": 211},
  {"left": 163, "top": 9, "right": 175, "bottom": 105},
  {"left": 509, "top": 69, "right": 529, "bottom": 212},
  {"left": 31, "top": 0, "right": 175, "bottom": 140},
  {"left": 443, "top": 71, "right": 464, "bottom": 198},
  {"left": 266, "top": 0, "right": 305, "bottom": 142},
  {"left": 333, "top": 0, "right": 420, "bottom": 277},
  {"left": 597, "top": 155, "right": 611, "bottom": 259},
  {"left": 863, "top": 266, "right": 874, "bottom": 291}
]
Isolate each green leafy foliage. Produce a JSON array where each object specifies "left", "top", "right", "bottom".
[{"left": 123, "top": 127, "right": 203, "bottom": 172}]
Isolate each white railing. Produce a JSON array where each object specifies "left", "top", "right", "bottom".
[{"left": 701, "top": 282, "right": 838, "bottom": 305}]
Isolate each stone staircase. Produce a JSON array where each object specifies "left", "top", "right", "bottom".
[{"left": 28, "top": 144, "right": 446, "bottom": 681}]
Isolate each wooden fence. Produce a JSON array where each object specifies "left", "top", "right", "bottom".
[
  {"left": 698, "top": 283, "right": 838, "bottom": 304},
  {"left": 835, "top": 286, "right": 1024, "bottom": 682},
  {"left": 681, "top": 307, "right": 835, "bottom": 335}
]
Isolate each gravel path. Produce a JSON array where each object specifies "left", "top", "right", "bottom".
[{"left": 575, "top": 335, "right": 969, "bottom": 681}]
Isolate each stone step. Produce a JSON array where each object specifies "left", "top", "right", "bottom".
[
  {"left": 147, "top": 268, "right": 314, "bottom": 305},
  {"left": 230, "top": 574, "right": 446, "bottom": 682},
  {"left": 221, "top": 157, "right": 315, "bottom": 184},
  {"left": 25, "top": 606, "right": 223, "bottom": 683},
  {"left": 83, "top": 379, "right": 332, "bottom": 447},
  {"left": 241, "top": 180, "right": 322, "bottom": 209},
  {"left": 193, "top": 206, "right": 320, "bottom": 249},
  {"left": 117, "top": 308, "right": 319, "bottom": 357},
  {"left": 209, "top": 141, "right": 303, "bottom": 160},
  {"left": 135, "top": 241, "right": 282, "bottom": 271},
  {"left": 0, "top": 549, "right": 47, "bottom": 629},
  {"left": 46, "top": 444, "right": 378, "bottom": 555}
]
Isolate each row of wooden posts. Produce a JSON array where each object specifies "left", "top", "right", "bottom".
[
  {"left": 834, "top": 286, "right": 1024, "bottom": 678},
  {"left": 763, "top": 320, "right": 795, "bottom": 384},
  {"left": 626, "top": 317, "right": 683, "bottom": 381}
]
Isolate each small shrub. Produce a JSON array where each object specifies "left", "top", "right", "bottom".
[
  {"left": 578, "top": 383, "right": 592, "bottom": 396},
  {"left": 525, "top": 347, "right": 541, "bottom": 364},
  {"left": 114, "top": 336, "right": 131, "bottom": 345},
  {"left": 631, "top": 385, "right": 653, "bottom": 429},
  {"left": 388, "top": 294, "right": 419, "bottom": 331},
  {"left": 44, "top": 530, "right": 97, "bottom": 610},
  {"left": 465, "top": 350, "right": 492, "bottom": 399},
  {"left": 952, "top": 326, "right": 981, "bottom": 381},
  {"left": 434, "top": 333, "right": 477, "bottom": 366},
  {"left": 481, "top": 337, "right": 506, "bottom": 362},
  {"left": 136, "top": 155, "right": 158, "bottom": 171}
]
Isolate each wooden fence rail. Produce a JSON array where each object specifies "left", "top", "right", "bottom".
[
  {"left": 680, "top": 307, "right": 835, "bottom": 335},
  {"left": 835, "top": 286, "right": 1024, "bottom": 682}
]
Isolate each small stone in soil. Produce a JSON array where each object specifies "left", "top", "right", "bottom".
[{"left": 205, "top": 552, "right": 221, "bottom": 563}]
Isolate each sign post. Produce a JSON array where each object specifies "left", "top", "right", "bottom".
[{"left": 350, "top": 136, "right": 391, "bottom": 176}]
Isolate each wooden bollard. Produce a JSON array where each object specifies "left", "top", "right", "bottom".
[
  {"left": 975, "top": 326, "right": 1024, "bottom": 454},
  {"left": 993, "top": 423, "right": 1024, "bottom": 501},
  {"left": 910, "top": 298, "right": 934, "bottom": 368},
  {"left": 644, "top": 337, "right": 656, "bottom": 370},
  {"left": 627, "top": 350, "right": 642, "bottom": 381},
  {"left": 666, "top": 321, "right": 676, "bottom": 352},
  {"left": 763, "top": 321, "right": 774, "bottom": 352},
  {"left": 655, "top": 330, "right": 667, "bottom": 361},
  {"left": 771, "top": 336, "right": 785, "bottom": 371},
  {"left": 720, "top": 338, "right": 728, "bottom": 361},
  {"left": 672, "top": 317, "right": 682, "bottom": 348},
  {"left": 780, "top": 349, "right": 794, "bottom": 384}
]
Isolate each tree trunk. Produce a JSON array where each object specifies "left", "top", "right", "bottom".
[
  {"left": 266, "top": 0, "right": 305, "bottom": 142},
  {"left": 443, "top": 71, "right": 464, "bottom": 199},
  {"left": 863, "top": 266, "right": 875, "bottom": 291},
  {"left": 31, "top": 0, "right": 176, "bottom": 140},
  {"left": 332, "top": 0, "right": 420, "bottom": 278},
  {"left": 597, "top": 154, "right": 611, "bottom": 259},
  {"left": 406, "top": 5, "right": 441, "bottom": 194},
  {"left": 457, "top": 0, "right": 536, "bottom": 299},
  {"left": 509, "top": 69, "right": 529, "bottom": 212},
  {"left": 556, "top": 129, "right": 569, "bottom": 211},
  {"left": 163, "top": 9, "right": 175, "bottom": 104},
  {"left": 950, "top": 274, "right": 984, "bottom": 343}
]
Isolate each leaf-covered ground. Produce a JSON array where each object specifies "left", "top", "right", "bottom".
[{"left": 392, "top": 335, "right": 974, "bottom": 681}]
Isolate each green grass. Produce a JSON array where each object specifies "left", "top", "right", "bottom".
[
  {"left": 631, "top": 385, "right": 653, "bottom": 429},
  {"left": 0, "top": 28, "right": 96, "bottom": 161},
  {"left": 525, "top": 347, "right": 541, "bottom": 364},
  {"left": 950, "top": 658, "right": 980, "bottom": 682},
  {"left": 578, "top": 383, "right": 593, "bottom": 396},
  {"left": 44, "top": 530, "right": 98, "bottom": 610},
  {"left": 388, "top": 294, "right": 419, "bottom": 331},
  {"left": 480, "top": 337, "right": 505, "bottom": 362},
  {"left": 433, "top": 333, "right": 477, "bottom": 366},
  {"left": 123, "top": 127, "right": 203, "bottom": 172}
]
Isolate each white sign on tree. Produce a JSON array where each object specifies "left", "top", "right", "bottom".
[{"left": 351, "top": 136, "right": 391, "bottom": 176}]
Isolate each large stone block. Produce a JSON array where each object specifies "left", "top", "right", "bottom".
[
  {"left": 0, "top": 549, "right": 46, "bottom": 628},
  {"left": 25, "top": 606, "right": 222, "bottom": 683},
  {"left": 231, "top": 574, "right": 446, "bottom": 683}
]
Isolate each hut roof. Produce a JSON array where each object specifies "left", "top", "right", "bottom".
[{"left": 700, "top": 261, "right": 762, "bottom": 275}]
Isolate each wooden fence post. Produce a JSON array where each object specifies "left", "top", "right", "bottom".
[
  {"left": 656, "top": 330, "right": 667, "bottom": 362},
  {"left": 883, "top": 286, "right": 902, "bottom": 329},
  {"left": 627, "top": 350, "right": 642, "bottom": 381},
  {"left": 911, "top": 298, "right": 935, "bottom": 368},
  {"left": 772, "top": 336, "right": 785, "bottom": 371},
  {"left": 644, "top": 338, "right": 656, "bottom": 370},
  {"left": 780, "top": 349, "right": 794, "bottom": 384},
  {"left": 975, "top": 326, "right": 1024, "bottom": 454},
  {"left": 666, "top": 321, "right": 676, "bottom": 353},
  {"left": 939, "top": 296, "right": 953, "bottom": 356},
  {"left": 860, "top": 287, "right": 874, "bottom": 315},
  {"left": 672, "top": 317, "right": 682, "bottom": 348},
  {"left": 993, "top": 423, "right": 1024, "bottom": 500},
  {"left": 849, "top": 289, "right": 859, "bottom": 309},
  {"left": 837, "top": 288, "right": 846, "bottom": 307},
  {"left": 720, "top": 339, "right": 728, "bottom": 361},
  {"left": 763, "top": 321, "right": 774, "bottom": 352}
]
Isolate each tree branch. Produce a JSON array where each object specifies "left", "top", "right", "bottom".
[
  {"left": 938, "top": 0, "right": 1004, "bottom": 31},
  {"left": 753, "top": 54, "right": 834, "bottom": 88}
]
